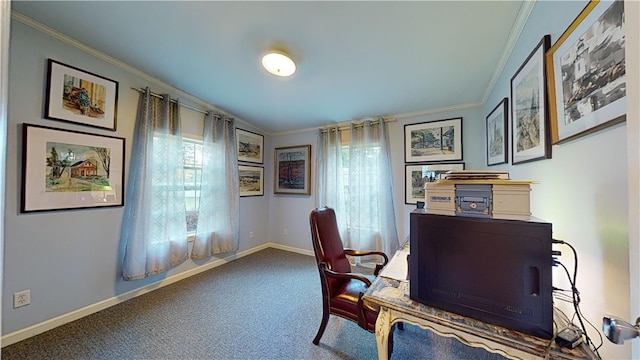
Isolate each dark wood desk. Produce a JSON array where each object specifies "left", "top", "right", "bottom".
[{"left": 362, "top": 254, "right": 599, "bottom": 360}]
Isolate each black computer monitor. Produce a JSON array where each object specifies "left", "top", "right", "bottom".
[{"left": 409, "top": 210, "right": 554, "bottom": 339}]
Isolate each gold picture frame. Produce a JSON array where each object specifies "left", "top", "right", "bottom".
[{"left": 546, "top": 0, "right": 626, "bottom": 144}]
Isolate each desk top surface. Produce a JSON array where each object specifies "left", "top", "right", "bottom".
[{"left": 363, "top": 256, "right": 598, "bottom": 360}]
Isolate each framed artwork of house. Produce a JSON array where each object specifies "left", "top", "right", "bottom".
[{"left": 21, "top": 124, "right": 125, "bottom": 212}]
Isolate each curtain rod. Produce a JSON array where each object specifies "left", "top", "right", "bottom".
[
  {"left": 131, "top": 87, "right": 210, "bottom": 116},
  {"left": 320, "top": 117, "right": 395, "bottom": 133}
]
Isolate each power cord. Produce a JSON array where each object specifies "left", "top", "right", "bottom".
[{"left": 552, "top": 239, "right": 602, "bottom": 358}]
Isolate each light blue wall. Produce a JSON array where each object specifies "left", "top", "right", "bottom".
[
  {"left": 267, "top": 129, "right": 318, "bottom": 250},
  {"left": 270, "top": 3, "right": 633, "bottom": 359},
  {"left": 484, "top": 2, "right": 629, "bottom": 358},
  {"left": 4, "top": 3, "right": 634, "bottom": 359},
  {"left": 269, "top": 105, "right": 485, "bottom": 254},
  {"left": 3, "top": 20, "right": 272, "bottom": 337}
]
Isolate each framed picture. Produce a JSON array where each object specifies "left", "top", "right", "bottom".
[
  {"left": 510, "top": 35, "right": 551, "bottom": 165},
  {"left": 274, "top": 145, "right": 311, "bottom": 195},
  {"left": 486, "top": 98, "right": 509, "bottom": 166},
  {"left": 404, "top": 118, "right": 463, "bottom": 163},
  {"left": 236, "top": 128, "right": 264, "bottom": 164},
  {"left": 546, "top": 0, "right": 626, "bottom": 144},
  {"left": 21, "top": 124, "right": 125, "bottom": 212},
  {"left": 239, "top": 165, "right": 264, "bottom": 197},
  {"left": 405, "top": 163, "right": 464, "bottom": 204},
  {"left": 45, "top": 59, "right": 119, "bottom": 131}
]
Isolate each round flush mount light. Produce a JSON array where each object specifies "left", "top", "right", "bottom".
[{"left": 261, "top": 51, "right": 296, "bottom": 77}]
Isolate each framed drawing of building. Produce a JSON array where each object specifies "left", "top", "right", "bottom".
[
  {"left": 546, "top": 0, "right": 626, "bottom": 144},
  {"left": 510, "top": 35, "right": 551, "bottom": 165},
  {"left": 404, "top": 118, "right": 463, "bottom": 163},
  {"left": 22, "top": 124, "right": 125, "bottom": 212}
]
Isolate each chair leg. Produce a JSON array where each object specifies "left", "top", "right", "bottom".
[{"left": 312, "top": 310, "right": 330, "bottom": 345}]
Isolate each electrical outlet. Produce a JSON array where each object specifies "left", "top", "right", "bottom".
[
  {"left": 284, "top": 228, "right": 288, "bottom": 236},
  {"left": 249, "top": 231, "right": 254, "bottom": 239},
  {"left": 14, "top": 289, "right": 30, "bottom": 308}
]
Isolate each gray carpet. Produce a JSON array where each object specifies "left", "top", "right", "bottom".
[{"left": 2, "top": 248, "right": 506, "bottom": 359}]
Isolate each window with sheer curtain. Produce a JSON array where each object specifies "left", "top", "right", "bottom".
[
  {"left": 121, "top": 89, "right": 238, "bottom": 280},
  {"left": 317, "top": 119, "right": 399, "bottom": 256},
  {"left": 121, "top": 90, "right": 188, "bottom": 280},
  {"left": 183, "top": 139, "right": 203, "bottom": 234}
]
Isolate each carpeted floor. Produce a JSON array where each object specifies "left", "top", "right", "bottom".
[{"left": 2, "top": 248, "right": 507, "bottom": 359}]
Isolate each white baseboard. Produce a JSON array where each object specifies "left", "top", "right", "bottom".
[
  {"left": 267, "top": 242, "right": 314, "bottom": 257},
  {"left": 1, "top": 243, "right": 313, "bottom": 347}
]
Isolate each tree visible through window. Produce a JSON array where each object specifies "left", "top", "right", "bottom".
[{"left": 183, "top": 139, "right": 202, "bottom": 233}]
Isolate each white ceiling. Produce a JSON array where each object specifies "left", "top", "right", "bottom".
[{"left": 11, "top": 1, "right": 530, "bottom": 134}]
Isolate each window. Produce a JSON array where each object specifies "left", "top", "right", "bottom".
[
  {"left": 183, "top": 139, "right": 203, "bottom": 234},
  {"left": 317, "top": 122, "right": 398, "bottom": 260},
  {"left": 340, "top": 132, "right": 382, "bottom": 231}
]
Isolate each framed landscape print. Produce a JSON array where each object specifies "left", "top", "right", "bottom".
[
  {"left": 274, "top": 145, "right": 311, "bottom": 195},
  {"left": 404, "top": 118, "right": 463, "bottom": 163},
  {"left": 486, "top": 98, "right": 509, "bottom": 166},
  {"left": 239, "top": 165, "right": 264, "bottom": 197},
  {"left": 21, "top": 124, "right": 125, "bottom": 212},
  {"left": 405, "top": 163, "right": 464, "bottom": 204},
  {"left": 546, "top": 0, "right": 626, "bottom": 144},
  {"left": 45, "top": 59, "right": 119, "bottom": 131},
  {"left": 510, "top": 35, "right": 551, "bottom": 165},
  {"left": 236, "top": 128, "right": 264, "bottom": 164}
]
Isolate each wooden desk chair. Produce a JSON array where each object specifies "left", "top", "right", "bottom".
[{"left": 309, "top": 206, "right": 395, "bottom": 347}]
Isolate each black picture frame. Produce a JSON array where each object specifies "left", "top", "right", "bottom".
[
  {"left": 510, "top": 35, "right": 551, "bottom": 165},
  {"left": 45, "top": 59, "right": 119, "bottom": 131},
  {"left": 21, "top": 124, "right": 125, "bottom": 212},
  {"left": 404, "top": 118, "right": 463, "bottom": 163},
  {"left": 239, "top": 165, "right": 264, "bottom": 197},
  {"left": 236, "top": 128, "right": 264, "bottom": 164},
  {"left": 405, "top": 162, "right": 465, "bottom": 204},
  {"left": 486, "top": 98, "right": 509, "bottom": 166}
]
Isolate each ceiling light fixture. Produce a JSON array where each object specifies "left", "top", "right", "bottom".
[{"left": 262, "top": 51, "right": 296, "bottom": 77}]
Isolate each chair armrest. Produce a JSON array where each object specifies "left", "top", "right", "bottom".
[
  {"left": 343, "top": 249, "right": 389, "bottom": 265},
  {"left": 318, "top": 262, "right": 372, "bottom": 287},
  {"left": 343, "top": 249, "right": 389, "bottom": 276}
]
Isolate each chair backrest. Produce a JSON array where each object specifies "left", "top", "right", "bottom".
[{"left": 309, "top": 207, "right": 352, "bottom": 281}]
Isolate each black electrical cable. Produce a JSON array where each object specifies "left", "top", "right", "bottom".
[
  {"left": 576, "top": 300, "right": 604, "bottom": 352},
  {"left": 556, "top": 261, "right": 588, "bottom": 338},
  {"left": 553, "top": 240, "right": 602, "bottom": 358},
  {"left": 556, "top": 260, "right": 600, "bottom": 357}
]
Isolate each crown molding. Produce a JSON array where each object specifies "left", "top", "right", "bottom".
[
  {"left": 482, "top": 0, "right": 536, "bottom": 105},
  {"left": 270, "top": 101, "right": 482, "bottom": 137},
  {"left": 11, "top": 11, "right": 264, "bottom": 134}
]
